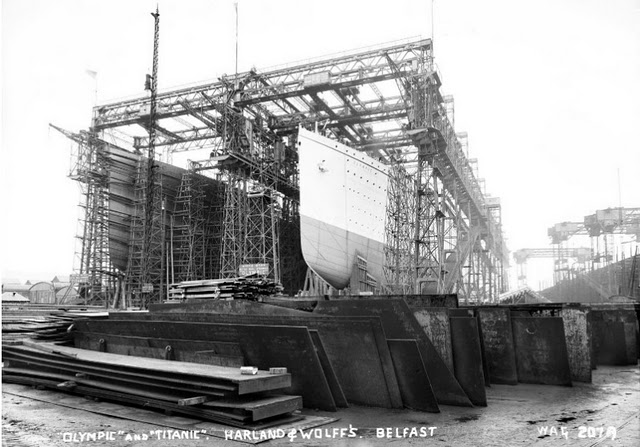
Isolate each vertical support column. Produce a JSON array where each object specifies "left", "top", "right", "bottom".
[
  {"left": 172, "top": 170, "right": 206, "bottom": 283},
  {"left": 220, "top": 172, "right": 246, "bottom": 278},
  {"left": 384, "top": 163, "right": 416, "bottom": 294}
]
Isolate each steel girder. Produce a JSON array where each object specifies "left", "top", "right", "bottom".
[
  {"left": 92, "top": 39, "right": 433, "bottom": 157},
  {"left": 77, "top": 37, "right": 513, "bottom": 300}
]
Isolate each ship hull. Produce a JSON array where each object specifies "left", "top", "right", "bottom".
[
  {"left": 300, "top": 215, "right": 386, "bottom": 290},
  {"left": 297, "top": 128, "right": 389, "bottom": 290}
]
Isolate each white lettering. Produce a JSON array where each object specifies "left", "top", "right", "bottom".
[
  {"left": 578, "top": 426, "right": 586, "bottom": 438},
  {"left": 606, "top": 426, "right": 617, "bottom": 440}
]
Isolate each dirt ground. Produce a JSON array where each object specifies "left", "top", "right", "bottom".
[{"left": 2, "top": 365, "right": 639, "bottom": 446}]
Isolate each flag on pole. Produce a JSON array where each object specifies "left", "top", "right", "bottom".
[{"left": 85, "top": 69, "right": 97, "bottom": 79}]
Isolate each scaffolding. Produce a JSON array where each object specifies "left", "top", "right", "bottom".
[
  {"left": 126, "top": 155, "right": 165, "bottom": 306},
  {"left": 203, "top": 175, "right": 225, "bottom": 281},
  {"left": 171, "top": 169, "right": 206, "bottom": 283},
  {"left": 384, "top": 163, "right": 417, "bottom": 294},
  {"left": 51, "top": 125, "right": 118, "bottom": 305},
  {"left": 58, "top": 37, "right": 510, "bottom": 304},
  {"left": 215, "top": 135, "right": 282, "bottom": 281}
]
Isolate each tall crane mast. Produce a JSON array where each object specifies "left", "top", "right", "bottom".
[{"left": 139, "top": 7, "right": 163, "bottom": 306}]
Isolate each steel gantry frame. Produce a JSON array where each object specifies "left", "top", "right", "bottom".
[
  {"left": 513, "top": 247, "right": 592, "bottom": 288},
  {"left": 548, "top": 207, "right": 640, "bottom": 282},
  {"left": 61, "top": 37, "right": 508, "bottom": 304},
  {"left": 539, "top": 207, "right": 640, "bottom": 301}
]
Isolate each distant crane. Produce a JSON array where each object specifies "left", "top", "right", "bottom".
[
  {"left": 513, "top": 247, "right": 591, "bottom": 288},
  {"left": 548, "top": 208, "right": 640, "bottom": 271}
]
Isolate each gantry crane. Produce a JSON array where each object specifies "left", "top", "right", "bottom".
[{"left": 513, "top": 247, "right": 591, "bottom": 287}]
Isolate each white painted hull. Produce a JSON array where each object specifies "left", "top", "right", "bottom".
[
  {"left": 300, "top": 215, "right": 387, "bottom": 289},
  {"left": 297, "top": 128, "right": 389, "bottom": 290}
]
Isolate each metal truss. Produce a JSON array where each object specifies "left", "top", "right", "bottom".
[
  {"left": 67, "top": 37, "right": 510, "bottom": 301},
  {"left": 208, "top": 108, "right": 283, "bottom": 282},
  {"left": 219, "top": 171, "right": 246, "bottom": 278},
  {"left": 546, "top": 207, "right": 640, "bottom": 285},
  {"left": 126, "top": 157, "right": 165, "bottom": 306},
  {"left": 203, "top": 172, "right": 225, "bottom": 281},
  {"left": 383, "top": 163, "right": 417, "bottom": 294},
  {"left": 171, "top": 170, "right": 206, "bottom": 283},
  {"left": 243, "top": 132, "right": 281, "bottom": 281}
]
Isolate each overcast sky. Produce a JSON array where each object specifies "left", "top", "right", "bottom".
[{"left": 1, "top": 0, "right": 639, "bottom": 288}]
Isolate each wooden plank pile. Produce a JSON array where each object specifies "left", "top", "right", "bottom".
[
  {"left": 2, "top": 341, "right": 302, "bottom": 428},
  {"left": 168, "top": 274, "right": 284, "bottom": 301}
]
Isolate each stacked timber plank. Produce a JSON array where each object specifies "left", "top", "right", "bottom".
[
  {"left": 168, "top": 274, "right": 284, "bottom": 301},
  {"left": 2, "top": 341, "right": 301, "bottom": 428}
]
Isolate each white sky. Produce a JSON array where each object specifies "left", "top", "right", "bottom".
[{"left": 1, "top": 0, "right": 639, "bottom": 288}]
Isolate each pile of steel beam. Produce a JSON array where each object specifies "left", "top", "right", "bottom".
[
  {"left": 168, "top": 274, "right": 284, "bottom": 300},
  {"left": 6, "top": 297, "right": 636, "bottom": 429},
  {"left": 68, "top": 298, "right": 493, "bottom": 413},
  {"left": 2, "top": 307, "right": 107, "bottom": 343},
  {"left": 2, "top": 341, "right": 301, "bottom": 428}
]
